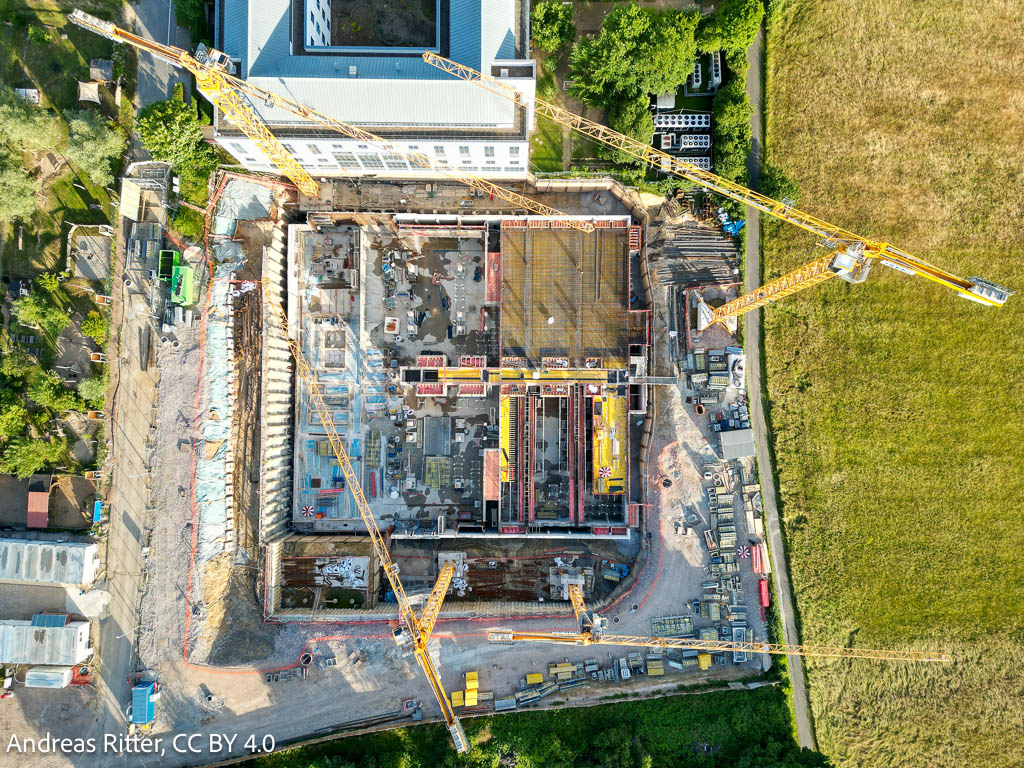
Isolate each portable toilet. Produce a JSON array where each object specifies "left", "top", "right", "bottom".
[{"left": 130, "top": 681, "right": 159, "bottom": 724}]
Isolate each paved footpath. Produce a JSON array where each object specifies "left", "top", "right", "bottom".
[{"left": 743, "top": 24, "right": 817, "bottom": 750}]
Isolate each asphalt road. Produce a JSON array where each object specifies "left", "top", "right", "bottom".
[
  {"left": 743, "top": 25, "right": 817, "bottom": 750},
  {"left": 124, "top": 0, "right": 192, "bottom": 149}
]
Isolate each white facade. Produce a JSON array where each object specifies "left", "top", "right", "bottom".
[
  {"left": 219, "top": 138, "right": 531, "bottom": 179},
  {"left": 305, "top": 0, "right": 331, "bottom": 47}
]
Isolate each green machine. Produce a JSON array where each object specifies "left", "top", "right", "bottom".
[
  {"left": 171, "top": 265, "right": 195, "bottom": 306},
  {"left": 158, "top": 249, "right": 179, "bottom": 282}
]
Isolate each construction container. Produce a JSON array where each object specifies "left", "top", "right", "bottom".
[
  {"left": 465, "top": 671, "right": 479, "bottom": 690},
  {"left": 465, "top": 690, "right": 478, "bottom": 706},
  {"left": 697, "top": 653, "right": 712, "bottom": 671},
  {"left": 495, "top": 697, "right": 517, "bottom": 711},
  {"left": 451, "top": 690, "right": 464, "bottom": 707},
  {"left": 525, "top": 673, "right": 543, "bottom": 686}
]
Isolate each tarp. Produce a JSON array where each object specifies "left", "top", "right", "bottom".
[{"left": 77, "top": 81, "right": 100, "bottom": 104}]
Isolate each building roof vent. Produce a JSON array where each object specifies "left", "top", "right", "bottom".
[{"left": 349, "top": 65, "right": 357, "bottom": 77}]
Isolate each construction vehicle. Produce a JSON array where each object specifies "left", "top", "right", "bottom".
[
  {"left": 257, "top": 279, "right": 467, "bottom": 752},
  {"left": 488, "top": 585, "right": 950, "bottom": 663},
  {"left": 68, "top": 10, "right": 593, "bottom": 233},
  {"left": 423, "top": 52, "right": 1012, "bottom": 328}
]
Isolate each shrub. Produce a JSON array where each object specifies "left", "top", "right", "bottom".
[
  {"left": 27, "top": 25, "right": 51, "bottom": 45},
  {"left": 696, "top": 0, "right": 764, "bottom": 52},
  {"left": 0, "top": 347, "right": 35, "bottom": 380},
  {"left": 531, "top": 0, "right": 575, "bottom": 53}
]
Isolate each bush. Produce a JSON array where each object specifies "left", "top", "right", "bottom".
[
  {"left": 27, "top": 25, "right": 51, "bottom": 45},
  {"left": 601, "top": 95, "right": 655, "bottom": 164},
  {"left": 172, "top": 207, "right": 205, "bottom": 238},
  {"left": 28, "top": 369, "right": 85, "bottom": 412},
  {"left": 81, "top": 310, "right": 109, "bottom": 344},
  {"left": 64, "top": 111, "right": 126, "bottom": 188},
  {"left": 0, "top": 436, "right": 67, "bottom": 478},
  {"left": 12, "top": 293, "right": 70, "bottom": 337},
  {"left": 712, "top": 77, "right": 753, "bottom": 183},
  {"left": 78, "top": 375, "right": 107, "bottom": 409},
  {"left": 531, "top": 0, "right": 575, "bottom": 53},
  {"left": 761, "top": 162, "right": 799, "bottom": 204},
  {"left": 0, "top": 400, "right": 28, "bottom": 441}
]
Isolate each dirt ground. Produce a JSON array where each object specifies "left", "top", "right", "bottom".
[{"left": 49, "top": 474, "right": 96, "bottom": 529}]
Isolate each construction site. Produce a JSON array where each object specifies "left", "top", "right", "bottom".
[{"left": 0, "top": 10, "right": 997, "bottom": 768}]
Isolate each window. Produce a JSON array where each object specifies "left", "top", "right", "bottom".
[
  {"left": 509, "top": 146, "right": 520, "bottom": 157},
  {"left": 459, "top": 146, "right": 470, "bottom": 156},
  {"left": 357, "top": 144, "right": 369, "bottom": 149},
  {"left": 460, "top": 166, "right": 478, "bottom": 172},
  {"left": 408, "top": 153, "right": 431, "bottom": 169},
  {"left": 317, "top": 157, "right": 330, "bottom": 164},
  {"left": 307, "top": 144, "right": 322, "bottom": 155},
  {"left": 310, "top": 11, "right": 314, "bottom": 22},
  {"left": 231, "top": 142, "right": 246, "bottom": 154},
  {"left": 383, "top": 153, "right": 408, "bottom": 170},
  {"left": 504, "top": 166, "right": 522, "bottom": 172},
  {"left": 358, "top": 153, "right": 385, "bottom": 169},
  {"left": 321, "top": 8, "right": 326, "bottom": 19},
  {"left": 332, "top": 144, "right": 346, "bottom": 151},
  {"left": 243, "top": 157, "right": 256, "bottom": 163},
  {"left": 509, "top": 160, "right": 520, "bottom": 165},
  {"left": 434, "top": 145, "right": 445, "bottom": 154},
  {"left": 485, "top": 160, "right": 496, "bottom": 165},
  {"left": 332, "top": 152, "right": 362, "bottom": 169},
  {"left": 484, "top": 146, "right": 495, "bottom": 157},
  {"left": 321, "top": 32, "right": 326, "bottom": 43},
  {"left": 281, "top": 143, "right": 296, "bottom": 154},
  {"left": 408, "top": 145, "right": 419, "bottom": 150}
]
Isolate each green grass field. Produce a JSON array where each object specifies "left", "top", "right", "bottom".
[
  {"left": 763, "top": 1, "right": 1024, "bottom": 765},
  {"left": 245, "top": 686, "right": 827, "bottom": 768}
]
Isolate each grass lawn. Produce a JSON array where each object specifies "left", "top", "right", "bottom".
[
  {"left": 243, "top": 685, "right": 824, "bottom": 768},
  {"left": 763, "top": 1, "right": 1024, "bottom": 765}
]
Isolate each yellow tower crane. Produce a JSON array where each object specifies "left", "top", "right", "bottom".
[
  {"left": 259, "top": 279, "right": 468, "bottom": 752},
  {"left": 422, "top": 52, "right": 1012, "bottom": 327},
  {"left": 68, "top": 10, "right": 594, "bottom": 233},
  {"left": 489, "top": 585, "right": 950, "bottom": 663}
]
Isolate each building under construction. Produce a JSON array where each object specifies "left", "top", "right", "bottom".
[{"left": 257, "top": 207, "right": 651, "bottom": 573}]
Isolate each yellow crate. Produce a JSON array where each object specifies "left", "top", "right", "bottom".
[
  {"left": 451, "top": 690, "right": 464, "bottom": 707},
  {"left": 465, "top": 690, "right": 478, "bottom": 706}
]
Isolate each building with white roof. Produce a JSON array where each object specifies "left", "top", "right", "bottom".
[
  {"left": 213, "top": 0, "right": 535, "bottom": 178},
  {"left": 0, "top": 616, "right": 92, "bottom": 666},
  {"left": 0, "top": 538, "right": 99, "bottom": 586}
]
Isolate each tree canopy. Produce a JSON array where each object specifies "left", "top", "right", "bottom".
[
  {"left": 81, "top": 310, "right": 109, "bottom": 344},
  {"left": 78, "top": 375, "right": 107, "bottom": 409},
  {"left": 569, "top": 6, "right": 699, "bottom": 108},
  {"left": 64, "top": 111, "right": 126, "bottom": 188},
  {"left": 0, "top": 347, "right": 35, "bottom": 380},
  {"left": 0, "top": 389, "right": 28, "bottom": 442},
  {"left": 0, "top": 83, "right": 62, "bottom": 152},
  {"left": 531, "top": 0, "right": 575, "bottom": 53},
  {"left": 696, "top": 0, "right": 765, "bottom": 52},
  {"left": 137, "top": 86, "right": 219, "bottom": 173},
  {"left": 0, "top": 436, "right": 67, "bottom": 479},
  {"left": 28, "top": 369, "right": 85, "bottom": 413},
  {"left": 712, "top": 77, "right": 753, "bottom": 183},
  {"left": 602, "top": 95, "right": 656, "bottom": 163},
  {"left": 12, "top": 293, "right": 70, "bottom": 337},
  {"left": 0, "top": 149, "right": 40, "bottom": 222}
]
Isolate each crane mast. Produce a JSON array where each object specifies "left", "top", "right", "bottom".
[
  {"left": 422, "top": 52, "right": 1012, "bottom": 324},
  {"left": 68, "top": 10, "right": 594, "bottom": 232},
  {"left": 260, "top": 279, "right": 468, "bottom": 753}
]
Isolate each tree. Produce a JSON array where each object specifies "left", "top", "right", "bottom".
[
  {"left": 81, "top": 310, "right": 109, "bottom": 344},
  {"left": 35, "top": 272, "right": 62, "bottom": 293},
  {"left": 600, "top": 95, "right": 655, "bottom": 164},
  {"left": 696, "top": 0, "right": 764, "bottom": 52},
  {"left": 137, "top": 87, "right": 218, "bottom": 173},
  {"left": 12, "top": 293, "right": 70, "bottom": 337},
  {"left": 64, "top": 111, "right": 126, "bottom": 188},
  {"left": 712, "top": 77, "right": 753, "bottom": 183},
  {"left": 0, "top": 83, "right": 62, "bottom": 152},
  {"left": 0, "top": 347, "right": 35, "bottom": 380},
  {"left": 28, "top": 370, "right": 85, "bottom": 412},
  {"left": 78, "top": 375, "right": 107, "bottom": 409},
  {"left": 0, "top": 436, "right": 67, "bottom": 478},
  {"left": 569, "top": 7, "right": 699, "bottom": 108},
  {"left": 0, "top": 150, "right": 39, "bottom": 222},
  {"left": 0, "top": 390, "right": 28, "bottom": 441},
  {"left": 531, "top": 0, "right": 575, "bottom": 53}
]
